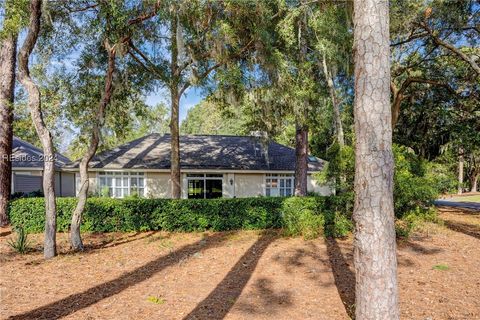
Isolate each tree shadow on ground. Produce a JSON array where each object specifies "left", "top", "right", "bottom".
[
  {"left": 234, "top": 278, "right": 292, "bottom": 316},
  {"left": 19, "top": 232, "right": 159, "bottom": 267},
  {"left": 183, "top": 231, "right": 278, "bottom": 320},
  {"left": 444, "top": 220, "right": 480, "bottom": 240},
  {"left": 8, "top": 232, "right": 233, "bottom": 320},
  {"left": 326, "top": 238, "right": 355, "bottom": 319},
  {"left": 0, "top": 230, "right": 12, "bottom": 237},
  {"left": 437, "top": 206, "right": 479, "bottom": 215},
  {"left": 82, "top": 231, "right": 158, "bottom": 251},
  {"left": 402, "top": 240, "right": 443, "bottom": 255}
]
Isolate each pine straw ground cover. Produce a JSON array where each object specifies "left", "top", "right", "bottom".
[{"left": 1, "top": 207, "right": 479, "bottom": 320}]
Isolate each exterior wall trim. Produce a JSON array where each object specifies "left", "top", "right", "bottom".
[{"left": 62, "top": 168, "right": 321, "bottom": 174}]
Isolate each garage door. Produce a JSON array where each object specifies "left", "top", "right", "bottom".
[{"left": 14, "top": 174, "right": 43, "bottom": 194}]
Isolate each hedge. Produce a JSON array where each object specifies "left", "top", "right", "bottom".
[{"left": 8, "top": 196, "right": 352, "bottom": 237}]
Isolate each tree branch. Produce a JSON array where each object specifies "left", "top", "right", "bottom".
[
  {"left": 421, "top": 21, "right": 480, "bottom": 76},
  {"left": 179, "top": 62, "right": 221, "bottom": 97},
  {"left": 66, "top": 3, "right": 98, "bottom": 13},
  {"left": 391, "top": 77, "right": 456, "bottom": 128},
  {"left": 179, "top": 38, "right": 255, "bottom": 96},
  {"left": 128, "top": 41, "right": 169, "bottom": 83},
  {"left": 128, "top": 0, "right": 162, "bottom": 26},
  {"left": 391, "top": 31, "right": 429, "bottom": 47}
]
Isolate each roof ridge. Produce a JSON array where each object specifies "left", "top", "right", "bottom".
[
  {"left": 14, "top": 136, "right": 71, "bottom": 162},
  {"left": 13, "top": 136, "right": 44, "bottom": 154},
  {"left": 180, "top": 134, "right": 257, "bottom": 138}
]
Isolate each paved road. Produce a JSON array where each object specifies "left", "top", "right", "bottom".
[{"left": 434, "top": 200, "right": 480, "bottom": 211}]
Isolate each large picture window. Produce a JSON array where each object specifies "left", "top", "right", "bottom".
[
  {"left": 98, "top": 172, "right": 145, "bottom": 198},
  {"left": 187, "top": 174, "right": 223, "bottom": 199},
  {"left": 265, "top": 174, "right": 294, "bottom": 197}
]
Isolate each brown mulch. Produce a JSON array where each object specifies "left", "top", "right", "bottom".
[{"left": 1, "top": 207, "right": 479, "bottom": 320}]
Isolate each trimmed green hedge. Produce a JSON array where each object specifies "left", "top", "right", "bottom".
[{"left": 8, "top": 196, "right": 351, "bottom": 237}]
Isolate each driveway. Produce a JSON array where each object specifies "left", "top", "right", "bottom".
[{"left": 434, "top": 200, "right": 480, "bottom": 211}]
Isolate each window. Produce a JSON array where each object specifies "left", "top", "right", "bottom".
[
  {"left": 98, "top": 172, "right": 145, "bottom": 198},
  {"left": 265, "top": 174, "right": 294, "bottom": 197},
  {"left": 187, "top": 174, "right": 223, "bottom": 199}
]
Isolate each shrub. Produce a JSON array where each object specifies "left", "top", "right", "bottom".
[
  {"left": 8, "top": 196, "right": 357, "bottom": 238},
  {"left": 395, "top": 207, "right": 440, "bottom": 238},
  {"left": 324, "top": 211, "right": 353, "bottom": 238},
  {"left": 393, "top": 145, "right": 439, "bottom": 218},
  {"left": 7, "top": 196, "right": 317, "bottom": 233},
  {"left": 281, "top": 197, "right": 326, "bottom": 239},
  {"left": 10, "top": 190, "right": 44, "bottom": 200},
  {"left": 7, "top": 226, "right": 31, "bottom": 254},
  {"left": 424, "top": 162, "right": 457, "bottom": 195}
]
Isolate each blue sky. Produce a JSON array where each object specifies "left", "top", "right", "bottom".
[{"left": 145, "top": 87, "right": 205, "bottom": 122}]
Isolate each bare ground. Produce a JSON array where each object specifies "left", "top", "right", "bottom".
[{"left": 0, "top": 207, "right": 479, "bottom": 320}]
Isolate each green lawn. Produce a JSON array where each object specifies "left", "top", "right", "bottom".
[{"left": 452, "top": 195, "right": 480, "bottom": 203}]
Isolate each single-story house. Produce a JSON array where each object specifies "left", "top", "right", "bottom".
[
  {"left": 64, "top": 133, "right": 332, "bottom": 199},
  {"left": 11, "top": 136, "right": 75, "bottom": 197}
]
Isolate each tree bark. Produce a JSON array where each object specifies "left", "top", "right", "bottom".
[
  {"left": 321, "top": 53, "right": 344, "bottom": 147},
  {"left": 293, "top": 6, "right": 309, "bottom": 197},
  {"left": 17, "top": 0, "right": 57, "bottom": 259},
  {"left": 390, "top": 81, "right": 403, "bottom": 129},
  {"left": 458, "top": 147, "right": 464, "bottom": 195},
  {"left": 170, "top": 13, "right": 181, "bottom": 199},
  {"left": 294, "top": 123, "right": 308, "bottom": 196},
  {"left": 353, "top": 0, "right": 400, "bottom": 319},
  {"left": 470, "top": 173, "right": 478, "bottom": 193},
  {"left": 70, "top": 44, "right": 116, "bottom": 251},
  {"left": 0, "top": 32, "right": 17, "bottom": 226}
]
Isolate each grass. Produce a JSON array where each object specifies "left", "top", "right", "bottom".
[
  {"left": 452, "top": 195, "right": 480, "bottom": 203},
  {"left": 146, "top": 296, "right": 165, "bottom": 305},
  {"left": 432, "top": 264, "right": 449, "bottom": 271},
  {"left": 7, "top": 227, "right": 31, "bottom": 254}
]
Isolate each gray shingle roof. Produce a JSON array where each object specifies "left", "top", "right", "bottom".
[
  {"left": 65, "top": 134, "right": 325, "bottom": 172},
  {"left": 12, "top": 136, "right": 71, "bottom": 169}
]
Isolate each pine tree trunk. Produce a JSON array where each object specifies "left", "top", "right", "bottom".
[
  {"left": 458, "top": 147, "right": 464, "bottom": 195},
  {"left": 293, "top": 7, "right": 309, "bottom": 197},
  {"left": 294, "top": 123, "right": 308, "bottom": 196},
  {"left": 170, "top": 14, "right": 181, "bottom": 199},
  {"left": 0, "top": 33, "right": 17, "bottom": 226},
  {"left": 353, "top": 0, "right": 400, "bottom": 319},
  {"left": 321, "top": 53, "right": 344, "bottom": 147},
  {"left": 17, "top": 0, "right": 57, "bottom": 259},
  {"left": 70, "top": 46, "right": 115, "bottom": 251}
]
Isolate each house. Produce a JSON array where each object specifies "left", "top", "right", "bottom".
[
  {"left": 11, "top": 136, "right": 75, "bottom": 197},
  {"left": 64, "top": 133, "right": 332, "bottom": 199}
]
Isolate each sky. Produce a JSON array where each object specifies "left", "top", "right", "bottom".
[{"left": 145, "top": 87, "right": 205, "bottom": 122}]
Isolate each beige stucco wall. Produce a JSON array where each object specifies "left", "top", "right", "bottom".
[
  {"left": 74, "top": 172, "right": 98, "bottom": 196},
  {"left": 146, "top": 172, "right": 171, "bottom": 198},
  {"left": 234, "top": 173, "right": 264, "bottom": 197},
  {"left": 80, "top": 170, "right": 332, "bottom": 198}
]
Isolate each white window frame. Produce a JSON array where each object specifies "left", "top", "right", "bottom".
[
  {"left": 265, "top": 173, "right": 294, "bottom": 197},
  {"left": 97, "top": 171, "right": 145, "bottom": 198}
]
